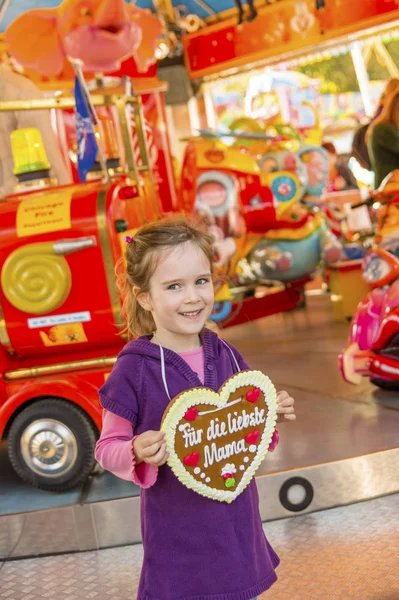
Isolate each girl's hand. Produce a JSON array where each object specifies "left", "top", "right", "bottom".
[
  {"left": 276, "top": 390, "right": 296, "bottom": 422},
  {"left": 133, "top": 430, "right": 169, "bottom": 466}
]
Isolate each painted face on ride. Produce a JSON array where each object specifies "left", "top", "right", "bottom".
[
  {"left": 60, "top": 0, "right": 141, "bottom": 71},
  {"left": 303, "top": 150, "right": 328, "bottom": 189},
  {"left": 140, "top": 242, "right": 214, "bottom": 346},
  {"left": 198, "top": 181, "right": 228, "bottom": 209},
  {"left": 5, "top": 0, "right": 164, "bottom": 76}
]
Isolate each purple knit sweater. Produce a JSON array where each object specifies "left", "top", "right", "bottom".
[{"left": 99, "top": 329, "right": 279, "bottom": 600}]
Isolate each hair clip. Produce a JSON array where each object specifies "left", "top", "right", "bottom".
[{"left": 125, "top": 235, "right": 133, "bottom": 243}]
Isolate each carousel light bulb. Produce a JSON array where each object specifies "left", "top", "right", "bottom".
[
  {"left": 11, "top": 127, "right": 50, "bottom": 175},
  {"left": 155, "top": 40, "right": 170, "bottom": 61}
]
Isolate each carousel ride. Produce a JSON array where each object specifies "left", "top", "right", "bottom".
[
  {"left": 0, "top": 0, "right": 397, "bottom": 566},
  {"left": 179, "top": 118, "right": 342, "bottom": 322},
  {"left": 0, "top": 0, "right": 347, "bottom": 492},
  {"left": 340, "top": 171, "right": 399, "bottom": 389},
  {"left": 0, "top": 0, "right": 175, "bottom": 492}
]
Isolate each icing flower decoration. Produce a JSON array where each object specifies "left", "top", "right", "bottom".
[
  {"left": 221, "top": 463, "right": 236, "bottom": 476},
  {"left": 221, "top": 463, "right": 237, "bottom": 488}
]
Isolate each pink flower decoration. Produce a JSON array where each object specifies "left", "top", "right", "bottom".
[
  {"left": 268, "top": 428, "right": 280, "bottom": 452},
  {"left": 125, "top": 236, "right": 133, "bottom": 243}
]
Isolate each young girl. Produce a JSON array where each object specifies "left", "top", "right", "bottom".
[{"left": 95, "top": 217, "right": 296, "bottom": 600}]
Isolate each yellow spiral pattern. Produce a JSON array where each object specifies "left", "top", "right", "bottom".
[{"left": 1, "top": 243, "right": 72, "bottom": 315}]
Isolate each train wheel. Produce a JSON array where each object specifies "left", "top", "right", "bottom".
[{"left": 8, "top": 399, "right": 98, "bottom": 492}]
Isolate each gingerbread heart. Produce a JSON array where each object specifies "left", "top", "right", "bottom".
[{"left": 161, "top": 370, "right": 277, "bottom": 503}]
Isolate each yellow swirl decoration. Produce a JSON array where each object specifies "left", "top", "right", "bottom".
[{"left": 1, "top": 243, "right": 72, "bottom": 315}]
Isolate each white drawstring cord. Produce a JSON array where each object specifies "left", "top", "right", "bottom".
[
  {"left": 158, "top": 343, "right": 172, "bottom": 401},
  {"left": 220, "top": 338, "right": 241, "bottom": 373},
  {"left": 156, "top": 335, "right": 241, "bottom": 402}
]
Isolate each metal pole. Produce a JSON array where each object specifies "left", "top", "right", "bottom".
[
  {"left": 203, "top": 83, "right": 217, "bottom": 130},
  {"left": 152, "top": 0, "right": 176, "bottom": 23},
  {"left": 114, "top": 95, "right": 146, "bottom": 223},
  {"left": 373, "top": 41, "right": 399, "bottom": 78},
  {"left": 350, "top": 41, "right": 374, "bottom": 118},
  {"left": 192, "top": 0, "right": 218, "bottom": 17},
  {"left": 0, "top": 0, "right": 11, "bottom": 23},
  {"left": 123, "top": 77, "right": 160, "bottom": 219}
]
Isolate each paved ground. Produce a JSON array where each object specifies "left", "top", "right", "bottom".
[
  {"left": 1, "top": 296, "right": 399, "bottom": 598},
  {"left": 0, "top": 494, "right": 398, "bottom": 600}
]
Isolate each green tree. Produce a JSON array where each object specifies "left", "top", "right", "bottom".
[
  {"left": 367, "top": 40, "right": 399, "bottom": 81},
  {"left": 295, "top": 40, "right": 399, "bottom": 94},
  {"left": 296, "top": 53, "right": 358, "bottom": 93}
]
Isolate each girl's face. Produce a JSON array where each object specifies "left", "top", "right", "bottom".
[{"left": 138, "top": 241, "right": 214, "bottom": 349}]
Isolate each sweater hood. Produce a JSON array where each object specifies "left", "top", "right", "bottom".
[
  {"left": 118, "top": 328, "right": 226, "bottom": 363},
  {"left": 99, "top": 327, "right": 245, "bottom": 424}
]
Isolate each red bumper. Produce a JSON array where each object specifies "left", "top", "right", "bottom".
[{"left": 340, "top": 342, "right": 399, "bottom": 384}]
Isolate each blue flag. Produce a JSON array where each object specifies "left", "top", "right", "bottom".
[{"left": 74, "top": 75, "right": 99, "bottom": 182}]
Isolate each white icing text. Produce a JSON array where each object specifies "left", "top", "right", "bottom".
[
  {"left": 180, "top": 423, "right": 204, "bottom": 449},
  {"left": 204, "top": 439, "right": 248, "bottom": 468},
  {"left": 228, "top": 407, "right": 265, "bottom": 434},
  {"left": 178, "top": 407, "right": 266, "bottom": 451}
]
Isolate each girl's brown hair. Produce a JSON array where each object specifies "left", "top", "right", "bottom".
[
  {"left": 367, "top": 89, "right": 399, "bottom": 143},
  {"left": 119, "top": 216, "right": 214, "bottom": 338},
  {"left": 380, "top": 78, "right": 399, "bottom": 108}
]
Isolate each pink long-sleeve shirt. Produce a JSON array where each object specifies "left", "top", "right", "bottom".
[
  {"left": 95, "top": 346, "right": 279, "bottom": 487},
  {"left": 95, "top": 347, "right": 205, "bottom": 486}
]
